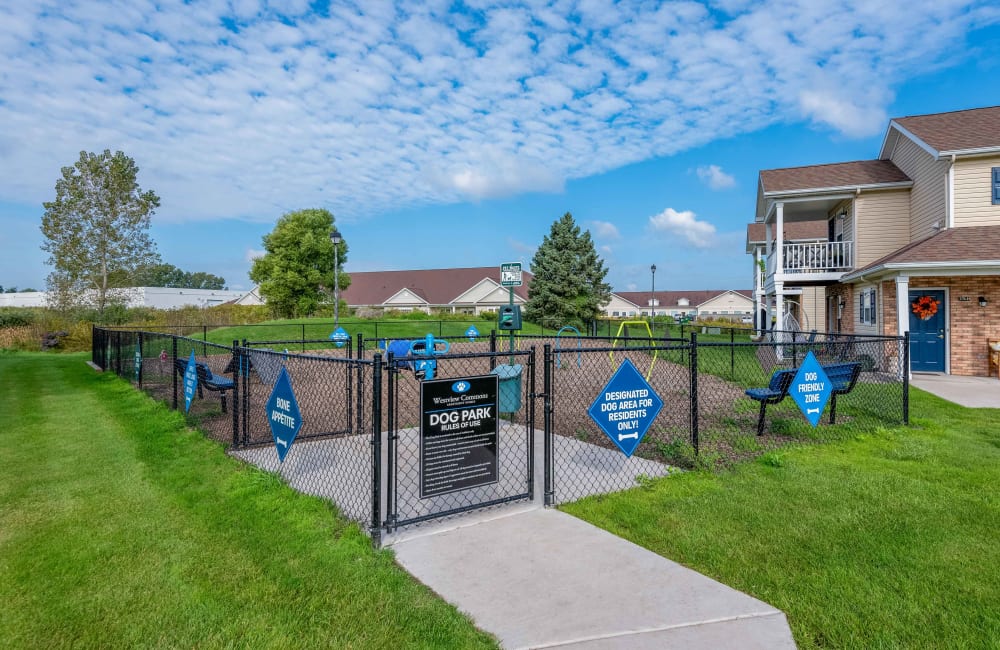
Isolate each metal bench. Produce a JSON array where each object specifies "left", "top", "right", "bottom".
[
  {"left": 821, "top": 362, "right": 862, "bottom": 424},
  {"left": 745, "top": 369, "right": 797, "bottom": 436},
  {"left": 174, "top": 358, "right": 235, "bottom": 413}
]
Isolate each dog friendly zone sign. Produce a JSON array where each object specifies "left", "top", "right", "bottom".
[
  {"left": 790, "top": 351, "right": 832, "bottom": 427},
  {"left": 267, "top": 366, "right": 303, "bottom": 462},
  {"left": 420, "top": 375, "right": 499, "bottom": 498},
  {"left": 588, "top": 358, "right": 664, "bottom": 457}
]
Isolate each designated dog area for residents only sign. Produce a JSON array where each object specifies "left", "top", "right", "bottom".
[
  {"left": 267, "top": 366, "right": 303, "bottom": 462},
  {"left": 790, "top": 351, "right": 832, "bottom": 427},
  {"left": 588, "top": 358, "right": 664, "bottom": 457},
  {"left": 183, "top": 350, "right": 198, "bottom": 413},
  {"left": 420, "top": 375, "right": 499, "bottom": 498}
]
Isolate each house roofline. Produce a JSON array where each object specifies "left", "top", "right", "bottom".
[
  {"left": 842, "top": 260, "right": 1000, "bottom": 282},
  {"left": 762, "top": 180, "right": 912, "bottom": 200}
]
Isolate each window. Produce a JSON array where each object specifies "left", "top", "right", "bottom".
[
  {"left": 859, "top": 288, "right": 877, "bottom": 325},
  {"left": 993, "top": 167, "right": 1000, "bottom": 205}
]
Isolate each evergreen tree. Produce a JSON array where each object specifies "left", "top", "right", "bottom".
[{"left": 525, "top": 212, "right": 611, "bottom": 329}]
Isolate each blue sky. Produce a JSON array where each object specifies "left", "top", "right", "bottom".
[{"left": 1, "top": 1, "right": 998, "bottom": 294}]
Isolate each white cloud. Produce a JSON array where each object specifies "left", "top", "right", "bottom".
[
  {"left": 696, "top": 165, "right": 736, "bottom": 190},
  {"left": 588, "top": 220, "right": 621, "bottom": 240},
  {"left": 649, "top": 207, "right": 717, "bottom": 248},
  {"left": 244, "top": 248, "right": 265, "bottom": 262},
  {"left": 600, "top": 244, "right": 613, "bottom": 255},
  {"left": 0, "top": 1, "right": 995, "bottom": 222}
]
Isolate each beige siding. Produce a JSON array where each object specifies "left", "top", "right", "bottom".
[
  {"left": 799, "top": 286, "right": 825, "bottom": 332},
  {"left": 953, "top": 155, "right": 1000, "bottom": 227},
  {"left": 698, "top": 292, "right": 753, "bottom": 315},
  {"left": 854, "top": 189, "right": 911, "bottom": 267},
  {"left": 888, "top": 135, "right": 947, "bottom": 240}
]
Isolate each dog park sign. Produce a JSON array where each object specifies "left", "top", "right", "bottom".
[
  {"left": 420, "top": 375, "right": 499, "bottom": 498},
  {"left": 267, "top": 366, "right": 303, "bottom": 462},
  {"left": 588, "top": 359, "right": 663, "bottom": 457}
]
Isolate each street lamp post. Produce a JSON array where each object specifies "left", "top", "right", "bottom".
[
  {"left": 650, "top": 264, "right": 657, "bottom": 322},
  {"left": 330, "top": 228, "right": 342, "bottom": 328}
]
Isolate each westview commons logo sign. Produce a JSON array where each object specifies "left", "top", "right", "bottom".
[{"left": 588, "top": 359, "right": 663, "bottom": 457}]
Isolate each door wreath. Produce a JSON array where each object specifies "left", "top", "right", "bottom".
[{"left": 911, "top": 295, "right": 940, "bottom": 321}]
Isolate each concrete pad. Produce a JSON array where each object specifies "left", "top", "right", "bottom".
[
  {"left": 911, "top": 373, "right": 1000, "bottom": 408},
  {"left": 392, "top": 508, "right": 796, "bottom": 650}
]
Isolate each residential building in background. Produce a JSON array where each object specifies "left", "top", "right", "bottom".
[{"left": 750, "top": 105, "right": 1000, "bottom": 376}]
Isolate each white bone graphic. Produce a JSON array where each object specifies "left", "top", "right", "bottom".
[
  {"left": 806, "top": 408, "right": 820, "bottom": 415},
  {"left": 618, "top": 432, "right": 639, "bottom": 441},
  {"left": 276, "top": 437, "right": 288, "bottom": 449}
]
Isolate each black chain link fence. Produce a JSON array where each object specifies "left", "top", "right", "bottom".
[{"left": 94, "top": 325, "right": 909, "bottom": 540}]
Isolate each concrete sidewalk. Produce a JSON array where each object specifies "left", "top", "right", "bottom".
[
  {"left": 391, "top": 507, "right": 796, "bottom": 649},
  {"left": 911, "top": 373, "right": 1000, "bottom": 408}
]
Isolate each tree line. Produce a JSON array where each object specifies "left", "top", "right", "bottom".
[{"left": 40, "top": 150, "right": 612, "bottom": 327}]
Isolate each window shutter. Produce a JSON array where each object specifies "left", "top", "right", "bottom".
[
  {"left": 859, "top": 292, "right": 865, "bottom": 324},
  {"left": 993, "top": 167, "right": 1000, "bottom": 205},
  {"left": 871, "top": 289, "right": 877, "bottom": 325}
]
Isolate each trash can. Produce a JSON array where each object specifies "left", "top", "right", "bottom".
[{"left": 490, "top": 364, "right": 522, "bottom": 413}]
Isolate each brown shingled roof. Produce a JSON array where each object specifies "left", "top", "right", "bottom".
[
  {"left": 341, "top": 267, "right": 531, "bottom": 307},
  {"left": 894, "top": 106, "right": 1000, "bottom": 153},
  {"left": 746, "top": 220, "right": 828, "bottom": 243},
  {"left": 760, "top": 160, "right": 910, "bottom": 194},
  {"left": 851, "top": 225, "right": 1000, "bottom": 275}
]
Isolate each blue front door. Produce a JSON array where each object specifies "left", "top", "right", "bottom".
[{"left": 909, "top": 290, "right": 946, "bottom": 372}]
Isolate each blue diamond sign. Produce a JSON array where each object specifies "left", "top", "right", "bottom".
[
  {"left": 465, "top": 326, "right": 479, "bottom": 341},
  {"left": 790, "top": 351, "right": 832, "bottom": 427},
  {"left": 329, "top": 326, "right": 350, "bottom": 348},
  {"left": 267, "top": 366, "right": 303, "bottom": 462},
  {"left": 588, "top": 359, "right": 663, "bottom": 457},
  {"left": 183, "top": 350, "right": 198, "bottom": 413}
]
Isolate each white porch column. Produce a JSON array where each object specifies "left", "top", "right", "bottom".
[
  {"left": 774, "top": 202, "right": 784, "bottom": 278},
  {"left": 896, "top": 276, "right": 910, "bottom": 379},
  {"left": 774, "top": 280, "right": 785, "bottom": 359}
]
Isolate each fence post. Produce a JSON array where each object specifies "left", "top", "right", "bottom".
[
  {"left": 730, "top": 327, "right": 735, "bottom": 379},
  {"left": 543, "top": 344, "right": 554, "bottom": 506},
  {"left": 171, "top": 336, "right": 178, "bottom": 410},
  {"left": 689, "top": 332, "right": 699, "bottom": 456},
  {"left": 903, "top": 331, "right": 910, "bottom": 425},
  {"left": 137, "top": 331, "right": 144, "bottom": 390},
  {"left": 301, "top": 323, "right": 306, "bottom": 352},
  {"left": 231, "top": 340, "right": 240, "bottom": 447},
  {"left": 242, "top": 339, "right": 249, "bottom": 446},
  {"left": 527, "top": 346, "right": 536, "bottom": 501},
  {"left": 371, "top": 353, "right": 383, "bottom": 548},
  {"left": 490, "top": 330, "right": 497, "bottom": 371}
]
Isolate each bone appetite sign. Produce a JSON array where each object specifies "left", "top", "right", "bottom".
[
  {"left": 588, "top": 358, "right": 664, "bottom": 457},
  {"left": 420, "top": 375, "right": 499, "bottom": 498}
]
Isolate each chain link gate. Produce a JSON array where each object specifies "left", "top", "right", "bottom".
[{"left": 382, "top": 347, "right": 536, "bottom": 532}]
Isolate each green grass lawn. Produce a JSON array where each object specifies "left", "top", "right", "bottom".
[
  {"left": 200, "top": 317, "right": 549, "bottom": 349},
  {"left": 565, "top": 388, "right": 1000, "bottom": 648},
  {"left": 0, "top": 352, "right": 495, "bottom": 649}
]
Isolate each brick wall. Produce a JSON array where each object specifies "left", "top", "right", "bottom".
[
  {"left": 910, "top": 276, "right": 1000, "bottom": 377},
  {"left": 881, "top": 280, "right": 897, "bottom": 337},
  {"left": 825, "top": 284, "right": 854, "bottom": 333}
]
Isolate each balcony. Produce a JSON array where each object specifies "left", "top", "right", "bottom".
[{"left": 765, "top": 241, "right": 853, "bottom": 279}]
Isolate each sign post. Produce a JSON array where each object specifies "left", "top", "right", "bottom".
[
  {"left": 420, "top": 375, "right": 499, "bottom": 498},
  {"left": 588, "top": 359, "right": 664, "bottom": 457},
  {"left": 790, "top": 351, "right": 833, "bottom": 426},
  {"left": 266, "top": 366, "right": 303, "bottom": 462},
  {"left": 500, "top": 263, "right": 522, "bottom": 361}
]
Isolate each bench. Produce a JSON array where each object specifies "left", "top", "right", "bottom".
[
  {"left": 174, "top": 358, "right": 235, "bottom": 413},
  {"left": 745, "top": 369, "right": 796, "bottom": 436},
  {"left": 822, "top": 362, "right": 862, "bottom": 424},
  {"left": 746, "top": 361, "right": 862, "bottom": 434}
]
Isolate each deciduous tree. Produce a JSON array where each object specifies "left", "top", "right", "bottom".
[
  {"left": 249, "top": 208, "right": 349, "bottom": 318},
  {"left": 40, "top": 150, "right": 160, "bottom": 313},
  {"left": 524, "top": 212, "right": 611, "bottom": 329}
]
